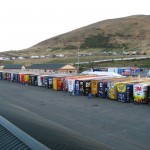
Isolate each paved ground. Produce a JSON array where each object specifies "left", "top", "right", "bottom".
[{"left": 0, "top": 80, "right": 150, "bottom": 150}]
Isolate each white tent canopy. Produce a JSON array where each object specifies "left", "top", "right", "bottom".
[{"left": 81, "top": 71, "right": 122, "bottom": 77}]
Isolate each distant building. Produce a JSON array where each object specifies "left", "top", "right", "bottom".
[
  {"left": 58, "top": 64, "right": 78, "bottom": 73},
  {"left": 112, "top": 52, "right": 117, "bottom": 55},
  {"left": 0, "top": 57, "right": 10, "bottom": 60},
  {"left": 52, "top": 54, "right": 65, "bottom": 58},
  {"left": 40, "top": 55, "right": 45, "bottom": 58},
  {"left": 18, "top": 56, "right": 25, "bottom": 60},
  {"left": 0, "top": 65, "right": 4, "bottom": 70},
  {"left": 3, "top": 64, "right": 26, "bottom": 72},
  {"left": 26, "top": 63, "right": 77, "bottom": 74},
  {"left": 45, "top": 55, "right": 52, "bottom": 58},
  {"left": 11, "top": 57, "right": 16, "bottom": 60},
  {"left": 30, "top": 56, "right": 40, "bottom": 59}
]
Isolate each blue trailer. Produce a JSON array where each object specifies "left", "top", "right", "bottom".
[
  {"left": 47, "top": 76, "right": 52, "bottom": 88},
  {"left": 75, "top": 79, "right": 91, "bottom": 96},
  {"left": 117, "top": 83, "right": 133, "bottom": 102},
  {"left": 0, "top": 72, "right": 3, "bottom": 79},
  {"left": 97, "top": 81, "right": 108, "bottom": 98},
  {"left": 15, "top": 73, "right": 20, "bottom": 82}
]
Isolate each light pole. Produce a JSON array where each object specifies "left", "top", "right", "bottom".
[{"left": 77, "top": 42, "right": 80, "bottom": 73}]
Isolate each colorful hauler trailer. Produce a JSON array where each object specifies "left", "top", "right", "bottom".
[
  {"left": 88, "top": 76, "right": 105, "bottom": 97},
  {"left": 62, "top": 76, "right": 69, "bottom": 91},
  {"left": 6, "top": 73, "right": 11, "bottom": 80},
  {"left": 66, "top": 76, "right": 86, "bottom": 93},
  {"left": 38, "top": 75, "right": 44, "bottom": 87},
  {"left": 37, "top": 75, "right": 48, "bottom": 87},
  {"left": 2, "top": 72, "right": 7, "bottom": 80},
  {"left": 75, "top": 79, "right": 91, "bottom": 96},
  {"left": 116, "top": 78, "right": 145, "bottom": 102},
  {"left": 12, "top": 73, "right": 16, "bottom": 82},
  {"left": 46, "top": 76, "right": 53, "bottom": 88},
  {"left": 117, "top": 67, "right": 140, "bottom": 76},
  {"left": 52, "top": 77, "right": 62, "bottom": 90},
  {"left": 97, "top": 76, "right": 121, "bottom": 99},
  {"left": 24, "top": 74, "right": 30, "bottom": 85},
  {"left": 91, "top": 80, "right": 99, "bottom": 97},
  {"left": 63, "top": 75, "right": 84, "bottom": 92},
  {"left": 107, "top": 78, "right": 128, "bottom": 100},
  {"left": 117, "top": 83, "right": 133, "bottom": 102},
  {"left": 50, "top": 74, "right": 73, "bottom": 90},
  {"left": 66, "top": 75, "right": 95, "bottom": 93},
  {"left": 67, "top": 77, "right": 78, "bottom": 93},
  {"left": 29, "top": 75, "right": 38, "bottom": 86},
  {"left": 10, "top": 73, "right": 14, "bottom": 81},
  {"left": 107, "top": 81, "right": 116, "bottom": 100},
  {"left": 75, "top": 76, "right": 94, "bottom": 95},
  {"left": 133, "top": 83, "right": 150, "bottom": 104},
  {"left": 15, "top": 73, "right": 20, "bottom": 83},
  {"left": 19, "top": 73, "right": 25, "bottom": 83},
  {"left": 8, "top": 73, "right": 12, "bottom": 81},
  {"left": 43, "top": 76, "right": 49, "bottom": 88},
  {"left": 0, "top": 72, "right": 3, "bottom": 79},
  {"left": 148, "top": 86, "right": 150, "bottom": 103},
  {"left": 83, "top": 79, "right": 91, "bottom": 96},
  {"left": 5, "top": 73, "right": 8, "bottom": 80},
  {"left": 75, "top": 76, "right": 106, "bottom": 96},
  {"left": 97, "top": 80, "right": 108, "bottom": 98}
]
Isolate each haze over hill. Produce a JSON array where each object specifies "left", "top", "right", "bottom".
[{"left": 1, "top": 15, "right": 150, "bottom": 57}]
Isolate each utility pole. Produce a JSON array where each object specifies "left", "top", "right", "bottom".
[{"left": 77, "top": 42, "right": 80, "bottom": 73}]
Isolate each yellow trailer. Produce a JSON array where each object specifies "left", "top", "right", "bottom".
[
  {"left": 24, "top": 74, "right": 30, "bottom": 85},
  {"left": 52, "top": 77, "right": 57, "bottom": 90},
  {"left": 91, "top": 80, "right": 99, "bottom": 97},
  {"left": 52, "top": 77, "right": 63, "bottom": 91},
  {"left": 109, "top": 77, "right": 144, "bottom": 100},
  {"left": 107, "top": 78, "right": 129, "bottom": 100}
]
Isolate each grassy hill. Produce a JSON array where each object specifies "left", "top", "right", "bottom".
[
  {"left": 28, "top": 15, "right": 150, "bottom": 53},
  {"left": 0, "top": 15, "right": 150, "bottom": 66}
]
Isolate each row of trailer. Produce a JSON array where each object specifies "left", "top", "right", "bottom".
[{"left": 0, "top": 71, "right": 150, "bottom": 104}]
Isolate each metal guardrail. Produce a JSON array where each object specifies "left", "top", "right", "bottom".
[{"left": 75, "top": 56, "right": 149, "bottom": 65}]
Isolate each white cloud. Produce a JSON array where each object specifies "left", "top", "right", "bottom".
[{"left": 0, "top": 0, "right": 149, "bottom": 51}]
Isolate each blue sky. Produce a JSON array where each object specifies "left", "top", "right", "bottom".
[{"left": 0, "top": 0, "right": 149, "bottom": 52}]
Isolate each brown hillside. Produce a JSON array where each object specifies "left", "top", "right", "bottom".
[
  {"left": 1, "top": 15, "right": 150, "bottom": 59},
  {"left": 29, "top": 15, "right": 150, "bottom": 52}
]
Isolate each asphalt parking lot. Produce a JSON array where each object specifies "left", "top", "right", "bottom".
[{"left": 0, "top": 80, "right": 150, "bottom": 150}]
